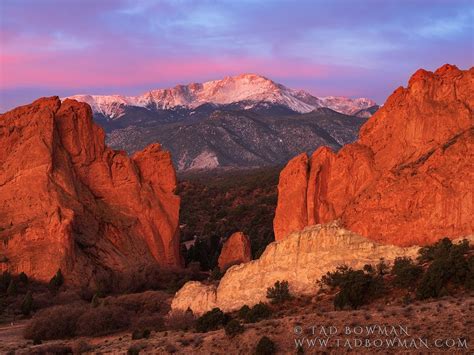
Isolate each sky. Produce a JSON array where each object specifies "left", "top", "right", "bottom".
[{"left": 0, "top": 0, "right": 473, "bottom": 112}]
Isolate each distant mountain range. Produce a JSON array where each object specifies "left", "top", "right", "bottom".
[{"left": 66, "top": 74, "right": 378, "bottom": 171}]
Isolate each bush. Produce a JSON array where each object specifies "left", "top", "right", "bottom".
[
  {"left": 225, "top": 319, "right": 244, "bottom": 337},
  {"left": 127, "top": 346, "right": 141, "bottom": 355},
  {"left": 21, "top": 291, "right": 34, "bottom": 316},
  {"left": 416, "top": 261, "right": 446, "bottom": 299},
  {"left": 210, "top": 267, "right": 223, "bottom": 281},
  {"left": 466, "top": 256, "right": 474, "bottom": 290},
  {"left": 7, "top": 279, "right": 17, "bottom": 296},
  {"left": 132, "top": 314, "right": 165, "bottom": 332},
  {"left": 244, "top": 303, "right": 272, "bottom": 323},
  {"left": 165, "top": 309, "right": 196, "bottom": 331},
  {"left": 0, "top": 271, "right": 12, "bottom": 292},
  {"left": 24, "top": 304, "right": 86, "bottom": 340},
  {"left": 376, "top": 259, "right": 390, "bottom": 276},
  {"left": 391, "top": 257, "right": 423, "bottom": 289},
  {"left": 19, "top": 272, "right": 28, "bottom": 284},
  {"left": 31, "top": 344, "right": 73, "bottom": 354},
  {"left": 107, "top": 290, "right": 169, "bottom": 315},
  {"left": 255, "top": 336, "right": 276, "bottom": 355},
  {"left": 418, "top": 238, "right": 469, "bottom": 263},
  {"left": 416, "top": 238, "right": 471, "bottom": 299},
  {"left": 49, "top": 269, "right": 64, "bottom": 292},
  {"left": 75, "top": 305, "right": 130, "bottom": 337},
  {"left": 319, "top": 265, "right": 384, "bottom": 310},
  {"left": 266, "top": 280, "right": 291, "bottom": 304},
  {"left": 238, "top": 305, "right": 251, "bottom": 319},
  {"left": 195, "top": 307, "right": 229, "bottom": 332},
  {"left": 132, "top": 329, "right": 151, "bottom": 340}
]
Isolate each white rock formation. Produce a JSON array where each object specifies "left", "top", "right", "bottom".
[{"left": 171, "top": 222, "right": 473, "bottom": 315}]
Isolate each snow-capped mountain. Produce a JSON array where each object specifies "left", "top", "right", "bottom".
[{"left": 67, "top": 74, "right": 376, "bottom": 119}]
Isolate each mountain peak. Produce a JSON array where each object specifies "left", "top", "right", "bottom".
[{"left": 66, "top": 75, "right": 376, "bottom": 117}]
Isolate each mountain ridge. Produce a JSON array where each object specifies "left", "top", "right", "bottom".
[{"left": 66, "top": 73, "right": 376, "bottom": 118}]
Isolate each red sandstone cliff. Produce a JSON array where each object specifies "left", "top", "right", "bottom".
[
  {"left": 274, "top": 64, "right": 474, "bottom": 246},
  {"left": 0, "top": 97, "right": 181, "bottom": 285}
]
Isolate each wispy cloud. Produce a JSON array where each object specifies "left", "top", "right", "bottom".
[{"left": 0, "top": 0, "right": 473, "bottom": 111}]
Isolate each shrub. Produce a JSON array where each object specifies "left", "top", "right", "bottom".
[
  {"left": 49, "top": 269, "right": 64, "bottom": 291},
  {"left": 0, "top": 271, "right": 12, "bottom": 292},
  {"left": 132, "top": 329, "right": 151, "bottom": 340},
  {"left": 128, "top": 346, "right": 141, "bottom": 355},
  {"left": 255, "top": 336, "right": 276, "bottom": 355},
  {"left": 416, "top": 259, "right": 449, "bottom": 299},
  {"left": 195, "top": 307, "right": 229, "bottom": 332},
  {"left": 416, "top": 239, "right": 471, "bottom": 299},
  {"left": 238, "top": 305, "right": 251, "bottom": 319},
  {"left": 7, "top": 279, "right": 17, "bottom": 296},
  {"left": 266, "top": 280, "right": 291, "bottom": 304},
  {"left": 244, "top": 303, "right": 272, "bottom": 323},
  {"left": 21, "top": 291, "right": 34, "bottom": 316},
  {"left": 224, "top": 319, "right": 244, "bottom": 337},
  {"left": 107, "top": 290, "right": 169, "bottom": 315},
  {"left": 165, "top": 309, "right": 196, "bottom": 331},
  {"left": 75, "top": 305, "right": 130, "bottom": 337},
  {"left": 32, "top": 344, "right": 73, "bottom": 354},
  {"left": 210, "top": 267, "right": 223, "bottom": 281},
  {"left": 132, "top": 314, "right": 165, "bottom": 331},
  {"left": 19, "top": 272, "right": 28, "bottom": 284},
  {"left": 391, "top": 257, "right": 423, "bottom": 289},
  {"left": 466, "top": 256, "right": 474, "bottom": 290},
  {"left": 23, "top": 304, "right": 86, "bottom": 340},
  {"left": 319, "top": 265, "right": 384, "bottom": 310},
  {"left": 376, "top": 259, "right": 390, "bottom": 276}
]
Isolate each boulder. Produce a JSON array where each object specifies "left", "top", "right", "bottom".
[{"left": 217, "top": 232, "right": 252, "bottom": 270}]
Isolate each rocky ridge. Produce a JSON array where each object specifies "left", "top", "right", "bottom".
[
  {"left": 0, "top": 97, "right": 181, "bottom": 286},
  {"left": 67, "top": 74, "right": 376, "bottom": 118},
  {"left": 171, "top": 222, "right": 451, "bottom": 315},
  {"left": 274, "top": 64, "right": 474, "bottom": 245}
]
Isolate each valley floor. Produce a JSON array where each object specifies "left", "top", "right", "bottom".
[{"left": 2, "top": 293, "right": 472, "bottom": 354}]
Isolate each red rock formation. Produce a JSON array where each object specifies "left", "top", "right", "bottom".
[
  {"left": 274, "top": 64, "right": 474, "bottom": 245},
  {"left": 0, "top": 97, "right": 181, "bottom": 285},
  {"left": 218, "top": 232, "right": 252, "bottom": 270}
]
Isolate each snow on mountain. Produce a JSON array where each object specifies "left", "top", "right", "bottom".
[{"left": 66, "top": 74, "right": 376, "bottom": 119}]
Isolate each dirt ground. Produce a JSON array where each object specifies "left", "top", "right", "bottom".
[{"left": 1, "top": 293, "right": 472, "bottom": 354}]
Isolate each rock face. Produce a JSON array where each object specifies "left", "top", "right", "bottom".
[
  {"left": 274, "top": 64, "right": 474, "bottom": 245},
  {"left": 0, "top": 97, "right": 181, "bottom": 285},
  {"left": 217, "top": 232, "right": 252, "bottom": 270},
  {"left": 171, "top": 223, "right": 431, "bottom": 314}
]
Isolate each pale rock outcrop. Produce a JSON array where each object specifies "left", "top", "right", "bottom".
[
  {"left": 0, "top": 97, "right": 181, "bottom": 285},
  {"left": 171, "top": 223, "right": 437, "bottom": 315},
  {"left": 218, "top": 232, "right": 252, "bottom": 270},
  {"left": 274, "top": 64, "right": 474, "bottom": 245}
]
